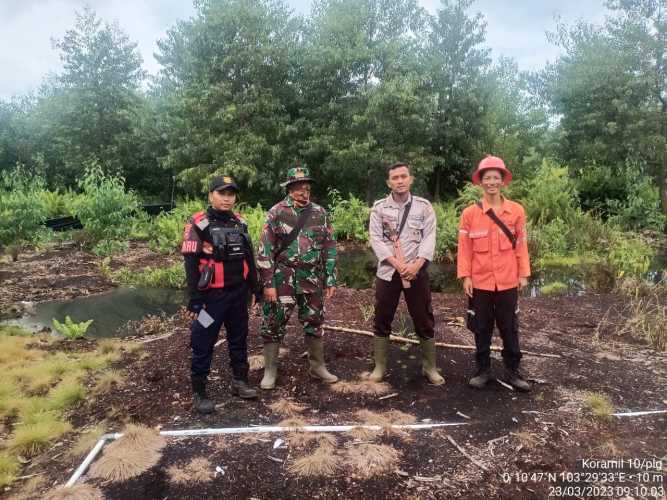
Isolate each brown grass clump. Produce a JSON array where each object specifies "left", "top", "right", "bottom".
[
  {"left": 287, "top": 432, "right": 338, "bottom": 449},
  {"left": 348, "top": 426, "right": 380, "bottom": 442},
  {"left": 167, "top": 457, "right": 213, "bottom": 484},
  {"left": 88, "top": 438, "right": 162, "bottom": 482},
  {"left": 267, "top": 399, "right": 307, "bottom": 417},
  {"left": 118, "top": 424, "right": 166, "bottom": 453},
  {"left": 595, "top": 439, "right": 622, "bottom": 456},
  {"left": 288, "top": 442, "right": 341, "bottom": 477},
  {"left": 278, "top": 417, "right": 308, "bottom": 431},
  {"left": 353, "top": 409, "right": 416, "bottom": 440},
  {"left": 512, "top": 431, "right": 538, "bottom": 449},
  {"left": 210, "top": 436, "right": 228, "bottom": 452},
  {"left": 354, "top": 409, "right": 389, "bottom": 426},
  {"left": 43, "top": 484, "right": 104, "bottom": 500},
  {"left": 344, "top": 444, "right": 402, "bottom": 478},
  {"left": 238, "top": 432, "right": 270, "bottom": 445},
  {"left": 384, "top": 410, "right": 417, "bottom": 425},
  {"left": 330, "top": 379, "right": 392, "bottom": 396}
]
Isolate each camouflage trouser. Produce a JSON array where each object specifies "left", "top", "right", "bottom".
[{"left": 260, "top": 292, "right": 324, "bottom": 343}]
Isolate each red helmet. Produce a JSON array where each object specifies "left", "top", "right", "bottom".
[{"left": 472, "top": 155, "right": 513, "bottom": 185}]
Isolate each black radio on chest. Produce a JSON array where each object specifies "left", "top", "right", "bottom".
[{"left": 210, "top": 225, "right": 246, "bottom": 261}]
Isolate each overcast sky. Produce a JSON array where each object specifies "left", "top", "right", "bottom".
[{"left": 0, "top": 0, "right": 609, "bottom": 99}]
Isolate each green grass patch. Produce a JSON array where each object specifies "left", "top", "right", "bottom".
[
  {"left": 77, "top": 351, "right": 119, "bottom": 371},
  {"left": 7, "top": 418, "right": 72, "bottom": 456},
  {"left": 0, "top": 324, "right": 33, "bottom": 337},
  {"left": 537, "top": 254, "right": 600, "bottom": 268},
  {"left": 540, "top": 281, "right": 569, "bottom": 296},
  {"left": 47, "top": 380, "right": 86, "bottom": 411},
  {"left": 585, "top": 392, "right": 615, "bottom": 420},
  {"left": 0, "top": 453, "right": 20, "bottom": 488},
  {"left": 113, "top": 263, "right": 185, "bottom": 289},
  {"left": 0, "top": 330, "right": 125, "bottom": 487}
]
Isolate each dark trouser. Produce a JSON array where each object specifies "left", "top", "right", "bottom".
[
  {"left": 191, "top": 283, "right": 250, "bottom": 381},
  {"left": 467, "top": 287, "right": 522, "bottom": 371},
  {"left": 373, "top": 269, "right": 434, "bottom": 339}
]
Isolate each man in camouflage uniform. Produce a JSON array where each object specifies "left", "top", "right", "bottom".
[
  {"left": 368, "top": 162, "right": 445, "bottom": 385},
  {"left": 257, "top": 165, "right": 338, "bottom": 389}
]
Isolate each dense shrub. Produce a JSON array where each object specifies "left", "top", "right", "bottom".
[
  {"left": 513, "top": 160, "right": 580, "bottom": 225},
  {"left": 73, "top": 164, "right": 139, "bottom": 244},
  {"left": 328, "top": 190, "right": 370, "bottom": 242},
  {"left": 149, "top": 200, "right": 205, "bottom": 254},
  {"left": 0, "top": 167, "right": 49, "bottom": 259},
  {"left": 432, "top": 202, "right": 458, "bottom": 261}
]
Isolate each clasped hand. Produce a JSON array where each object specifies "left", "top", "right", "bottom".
[{"left": 397, "top": 260, "right": 422, "bottom": 281}]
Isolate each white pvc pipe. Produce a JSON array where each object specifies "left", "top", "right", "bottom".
[
  {"left": 65, "top": 421, "right": 467, "bottom": 487},
  {"left": 158, "top": 422, "right": 468, "bottom": 437},
  {"left": 613, "top": 409, "right": 667, "bottom": 417},
  {"left": 65, "top": 435, "right": 113, "bottom": 487}
]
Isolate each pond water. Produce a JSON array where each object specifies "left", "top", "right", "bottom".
[
  {"left": 5, "top": 249, "right": 665, "bottom": 338},
  {"left": 7, "top": 287, "right": 185, "bottom": 338}
]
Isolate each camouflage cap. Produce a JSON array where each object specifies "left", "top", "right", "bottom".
[{"left": 281, "top": 165, "right": 315, "bottom": 188}]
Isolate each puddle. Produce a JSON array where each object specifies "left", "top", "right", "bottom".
[{"left": 5, "top": 287, "right": 186, "bottom": 338}]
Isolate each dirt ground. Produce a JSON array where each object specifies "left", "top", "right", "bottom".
[{"left": 1, "top": 244, "right": 666, "bottom": 499}]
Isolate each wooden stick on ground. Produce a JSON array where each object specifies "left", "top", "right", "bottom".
[
  {"left": 445, "top": 434, "right": 489, "bottom": 472},
  {"left": 323, "top": 325, "right": 561, "bottom": 359}
]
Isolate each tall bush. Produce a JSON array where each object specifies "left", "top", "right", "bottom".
[
  {"left": 73, "top": 164, "right": 139, "bottom": 245},
  {"left": 328, "top": 190, "right": 370, "bottom": 243},
  {"left": 513, "top": 160, "right": 580, "bottom": 225},
  {"left": 0, "top": 167, "right": 49, "bottom": 260},
  {"left": 149, "top": 200, "right": 206, "bottom": 254}
]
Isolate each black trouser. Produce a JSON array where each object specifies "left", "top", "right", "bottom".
[
  {"left": 373, "top": 269, "right": 434, "bottom": 339},
  {"left": 467, "top": 287, "right": 522, "bottom": 370},
  {"left": 191, "top": 283, "right": 249, "bottom": 381}
]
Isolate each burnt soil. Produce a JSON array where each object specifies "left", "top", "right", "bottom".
[{"left": 1, "top": 243, "right": 666, "bottom": 499}]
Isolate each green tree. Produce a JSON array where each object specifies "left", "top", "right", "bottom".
[
  {"left": 484, "top": 57, "right": 550, "bottom": 179},
  {"left": 155, "top": 0, "right": 301, "bottom": 203},
  {"left": 300, "top": 0, "right": 429, "bottom": 203},
  {"left": 423, "top": 0, "right": 492, "bottom": 201},
  {"left": 30, "top": 7, "right": 154, "bottom": 192},
  {"left": 543, "top": 0, "right": 667, "bottom": 216}
]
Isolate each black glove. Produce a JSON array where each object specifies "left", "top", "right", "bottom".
[{"left": 187, "top": 297, "right": 205, "bottom": 314}]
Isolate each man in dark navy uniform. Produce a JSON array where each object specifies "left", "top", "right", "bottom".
[{"left": 181, "top": 175, "right": 262, "bottom": 413}]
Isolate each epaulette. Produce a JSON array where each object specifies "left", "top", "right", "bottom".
[{"left": 412, "top": 195, "right": 432, "bottom": 205}]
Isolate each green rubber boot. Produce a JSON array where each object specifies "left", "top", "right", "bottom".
[
  {"left": 420, "top": 338, "right": 445, "bottom": 385},
  {"left": 305, "top": 336, "right": 338, "bottom": 384},
  {"left": 260, "top": 342, "right": 280, "bottom": 390},
  {"left": 368, "top": 336, "right": 389, "bottom": 382}
]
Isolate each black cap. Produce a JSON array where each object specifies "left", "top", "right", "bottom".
[{"left": 209, "top": 175, "right": 239, "bottom": 192}]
